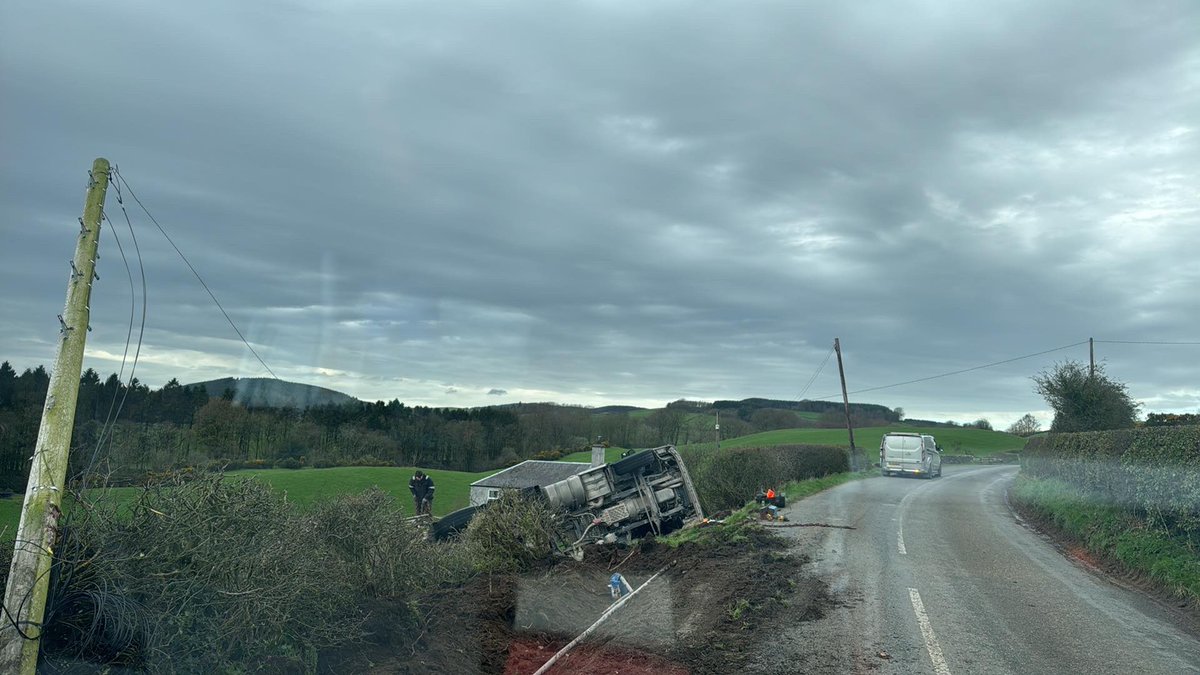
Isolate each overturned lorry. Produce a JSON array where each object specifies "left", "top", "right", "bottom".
[{"left": 432, "top": 445, "right": 705, "bottom": 548}]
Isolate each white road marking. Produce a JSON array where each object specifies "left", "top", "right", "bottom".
[
  {"left": 895, "top": 467, "right": 1001, "bottom": 555},
  {"left": 979, "top": 472, "right": 1012, "bottom": 508},
  {"left": 908, "top": 587, "right": 952, "bottom": 675}
]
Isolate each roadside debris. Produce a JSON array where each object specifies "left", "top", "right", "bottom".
[
  {"left": 759, "top": 504, "right": 788, "bottom": 521},
  {"left": 761, "top": 522, "right": 856, "bottom": 530},
  {"left": 755, "top": 488, "right": 787, "bottom": 508}
]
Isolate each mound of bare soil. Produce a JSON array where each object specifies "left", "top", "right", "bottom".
[{"left": 320, "top": 525, "right": 830, "bottom": 674}]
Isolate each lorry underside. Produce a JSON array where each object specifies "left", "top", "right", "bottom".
[
  {"left": 431, "top": 445, "right": 705, "bottom": 551},
  {"left": 542, "top": 444, "right": 705, "bottom": 548}
]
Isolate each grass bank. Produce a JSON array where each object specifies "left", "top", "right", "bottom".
[
  {"left": 662, "top": 469, "right": 870, "bottom": 548},
  {"left": 1010, "top": 475, "right": 1200, "bottom": 603}
]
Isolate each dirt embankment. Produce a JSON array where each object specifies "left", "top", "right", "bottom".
[{"left": 322, "top": 525, "right": 831, "bottom": 674}]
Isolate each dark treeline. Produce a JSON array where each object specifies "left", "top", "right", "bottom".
[{"left": 1, "top": 361, "right": 898, "bottom": 492}]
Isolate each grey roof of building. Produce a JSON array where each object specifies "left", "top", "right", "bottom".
[{"left": 470, "top": 460, "right": 590, "bottom": 489}]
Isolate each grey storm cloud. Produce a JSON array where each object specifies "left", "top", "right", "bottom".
[
  {"left": 1, "top": 0, "right": 1197, "bottom": 426},
  {"left": 487, "top": 389, "right": 508, "bottom": 397}
]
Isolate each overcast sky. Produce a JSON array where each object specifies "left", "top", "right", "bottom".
[{"left": 2, "top": 0, "right": 1197, "bottom": 427}]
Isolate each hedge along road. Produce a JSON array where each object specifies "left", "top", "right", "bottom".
[{"left": 747, "top": 465, "right": 1200, "bottom": 674}]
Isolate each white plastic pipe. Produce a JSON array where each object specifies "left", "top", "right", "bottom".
[{"left": 530, "top": 565, "right": 668, "bottom": 675}]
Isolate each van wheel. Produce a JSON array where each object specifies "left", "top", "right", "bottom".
[{"left": 611, "top": 450, "right": 655, "bottom": 475}]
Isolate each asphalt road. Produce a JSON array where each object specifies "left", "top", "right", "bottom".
[{"left": 748, "top": 465, "right": 1200, "bottom": 674}]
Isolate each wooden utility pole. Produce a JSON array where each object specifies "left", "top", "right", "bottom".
[
  {"left": 834, "top": 338, "right": 859, "bottom": 471},
  {"left": 1, "top": 158, "right": 109, "bottom": 674},
  {"left": 715, "top": 410, "right": 720, "bottom": 450},
  {"left": 1089, "top": 337, "right": 1095, "bottom": 378}
]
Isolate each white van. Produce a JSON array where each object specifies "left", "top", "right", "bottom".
[{"left": 880, "top": 432, "right": 942, "bottom": 478}]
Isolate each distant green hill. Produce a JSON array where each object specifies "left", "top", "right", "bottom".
[
  {"left": 591, "top": 405, "right": 647, "bottom": 415},
  {"left": 189, "top": 377, "right": 358, "bottom": 409},
  {"left": 699, "top": 425, "right": 1024, "bottom": 456}
]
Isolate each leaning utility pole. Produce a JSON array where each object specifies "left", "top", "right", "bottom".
[
  {"left": 1, "top": 158, "right": 109, "bottom": 674},
  {"left": 834, "top": 338, "right": 859, "bottom": 471}
]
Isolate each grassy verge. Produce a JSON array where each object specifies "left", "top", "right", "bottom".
[
  {"left": 1010, "top": 475, "right": 1200, "bottom": 603},
  {"left": 660, "top": 503, "right": 757, "bottom": 548},
  {"left": 662, "top": 470, "right": 870, "bottom": 548},
  {"left": 782, "top": 470, "right": 872, "bottom": 501}
]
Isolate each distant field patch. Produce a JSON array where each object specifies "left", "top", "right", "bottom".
[
  {"left": 700, "top": 426, "right": 1024, "bottom": 455},
  {"left": 560, "top": 446, "right": 628, "bottom": 464}
]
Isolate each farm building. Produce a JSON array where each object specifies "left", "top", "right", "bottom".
[{"left": 468, "top": 460, "right": 590, "bottom": 506}]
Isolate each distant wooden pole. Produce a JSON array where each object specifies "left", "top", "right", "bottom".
[
  {"left": 834, "top": 338, "right": 859, "bottom": 470},
  {"left": 715, "top": 410, "right": 720, "bottom": 450},
  {"left": 1, "top": 158, "right": 109, "bottom": 674},
  {"left": 1089, "top": 337, "right": 1095, "bottom": 378}
]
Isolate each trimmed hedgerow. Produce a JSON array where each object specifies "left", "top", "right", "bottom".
[
  {"left": 1021, "top": 425, "right": 1200, "bottom": 538},
  {"left": 679, "top": 444, "right": 848, "bottom": 513}
]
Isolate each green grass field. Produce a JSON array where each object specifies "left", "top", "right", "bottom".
[
  {"left": 231, "top": 466, "right": 491, "bottom": 517},
  {"left": 0, "top": 466, "right": 493, "bottom": 535},
  {"left": 707, "top": 425, "right": 1024, "bottom": 455}
]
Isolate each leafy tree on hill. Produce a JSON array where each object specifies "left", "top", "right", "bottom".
[
  {"left": 1033, "top": 361, "right": 1139, "bottom": 432},
  {"left": 1006, "top": 413, "right": 1041, "bottom": 436}
]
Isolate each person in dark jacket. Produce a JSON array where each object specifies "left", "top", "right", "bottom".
[{"left": 409, "top": 470, "right": 435, "bottom": 515}]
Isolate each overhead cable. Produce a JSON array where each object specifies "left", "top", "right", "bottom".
[
  {"left": 796, "top": 346, "right": 835, "bottom": 401},
  {"left": 811, "top": 340, "right": 1089, "bottom": 401},
  {"left": 112, "top": 166, "right": 279, "bottom": 380},
  {"left": 1094, "top": 339, "right": 1200, "bottom": 345}
]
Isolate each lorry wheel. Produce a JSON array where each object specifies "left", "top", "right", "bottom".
[{"left": 611, "top": 450, "right": 655, "bottom": 475}]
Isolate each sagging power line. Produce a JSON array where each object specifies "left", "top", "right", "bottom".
[
  {"left": 803, "top": 335, "right": 1199, "bottom": 404},
  {"left": 796, "top": 346, "right": 834, "bottom": 401},
  {"left": 111, "top": 166, "right": 279, "bottom": 380},
  {"left": 807, "top": 340, "right": 1090, "bottom": 402}
]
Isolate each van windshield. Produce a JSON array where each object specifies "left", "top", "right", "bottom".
[{"left": 885, "top": 436, "right": 922, "bottom": 450}]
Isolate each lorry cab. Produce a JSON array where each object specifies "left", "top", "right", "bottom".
[{"left": 880, "top": 432, "right": 942, "bottom": 478}]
